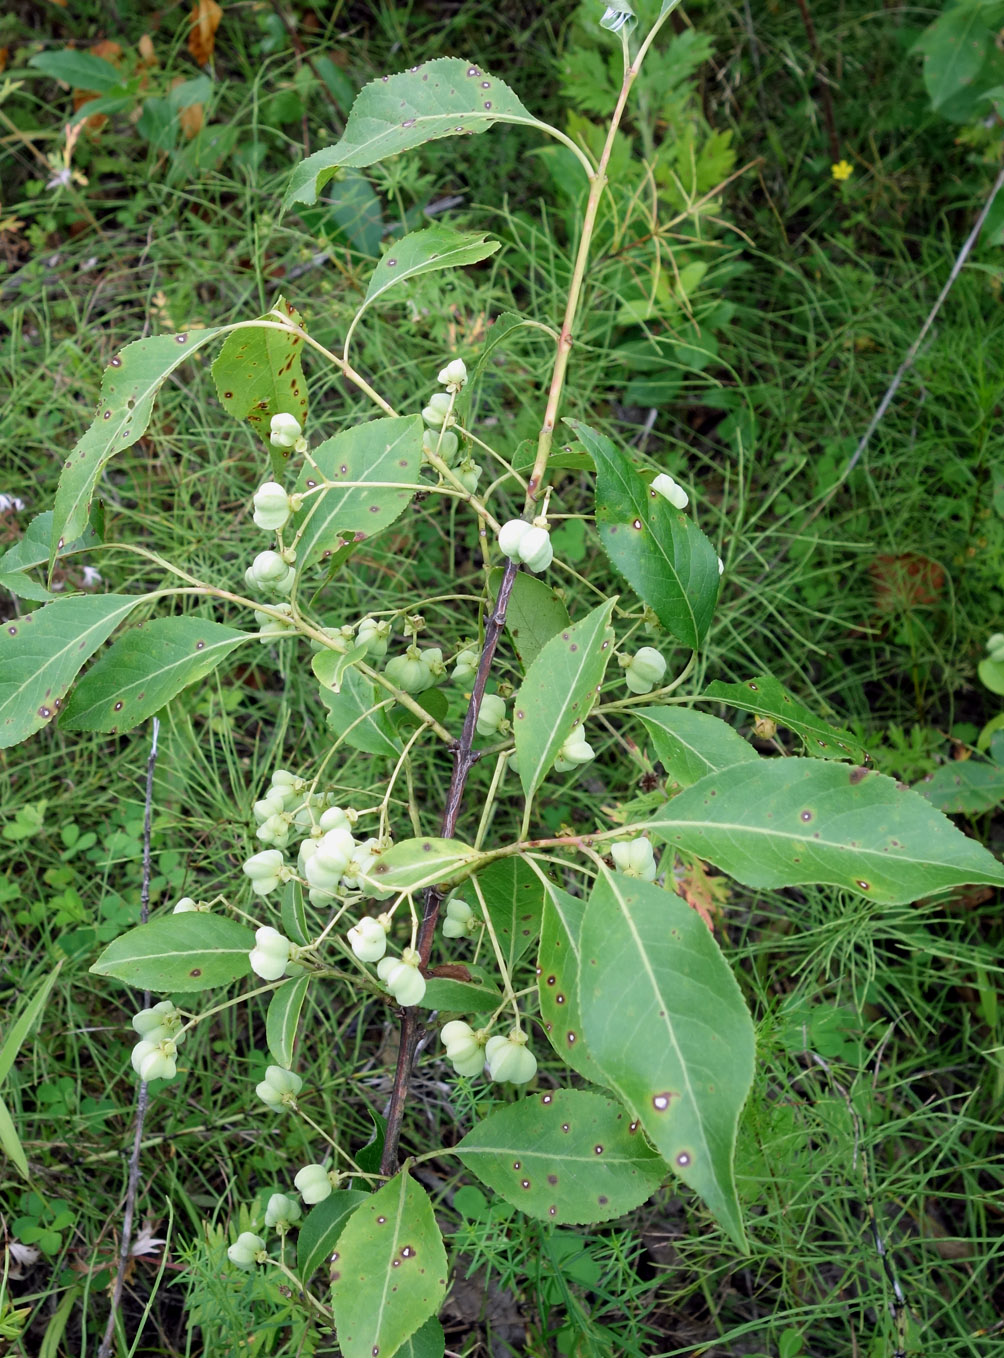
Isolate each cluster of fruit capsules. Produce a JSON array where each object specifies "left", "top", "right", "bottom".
[{"left": 130, "top": 1001, "right": 186, "bottom": 1082}]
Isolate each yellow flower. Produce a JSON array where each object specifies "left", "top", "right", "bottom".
[{"left": 831, "top": 160, "right": 854, "bottom": 182}]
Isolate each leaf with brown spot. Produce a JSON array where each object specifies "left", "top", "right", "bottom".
[
  {"left": 580, "top": 869, "right": 754, "bottom": 1248},
  {"left": 330, "top": 1173, "right": 447, "bottom": 1358},
  {"left": 456, "top": 1089, "right": 666, "bottom": 1225},
  {"left": 90, "top": 914, "right": 255, "bottom": 992}
]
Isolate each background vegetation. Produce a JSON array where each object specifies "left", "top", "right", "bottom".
[{"left": 1, "top": 0, "right": 1002, "bottom": 1354}]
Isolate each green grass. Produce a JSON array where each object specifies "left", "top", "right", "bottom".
[{"left": 2, "top": 0, "right": 1004, "bottom": 1355}]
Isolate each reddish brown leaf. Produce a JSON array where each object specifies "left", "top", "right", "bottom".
[
  {"left": 172, "top": 76, "right": 204, "bottom": 138},
  {"left": 188, "top": 0, "right": 222, "bottom": 67},
  {"left": 869, "top": 553, "right": 946, "bottom": 612}
]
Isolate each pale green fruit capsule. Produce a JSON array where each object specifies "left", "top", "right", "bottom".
[
  {"left": 264, "top": 1192, "right": 302, "bottom": 1231},
  {"left": 132, "top": 1001, "right": 182, "bottom": 1037},
  {"left": 442, "top": 898, "right": 476, "bottom": 939},
  {"left": 253, "top": 793, "right": 286, "bottom": 824},
  {"left": 611, "top": 836, "right": 657, "bottom": 882},
  {"left": 294, "top": 1163, "right": 334, "bottom": 1204},
  {"left": 455, "top": 456, "right": 482, "bottom": 494},
  {"left": 269, "top": 413, "right": 303, "bottom": 449},
  {"left": 421, "top": 646, "right": 446, "bottom": 680},
  {"left": 422, "top": 428, "right": 460, "bottom": 467},
  {"left": 256, "top": 812, "right": 292, "bottom": 848},
  {"left": 385, "top": 650, "right": 433, "bottom": 694},
  {"left": 242, "top": 849, "right": 285, "bottom": 896},
  {"left": 518, "top": 525, "right": 553, "bottom": 573},
  {"left": 553, "top": 728, "right": 595, "bottom": 773},
  {"left": 356, "top": 616, "right": 392, "bottom": 658},
  {"left": 254, "top": 605, "right": 296, "bottom": 640},
  {"left": 377, "top": 949, "right": 427, "bottom": 1007},
  {"left": 347, "top": 915, "right": 389, "bottom": 962},
  {"left": 249, "top": 926, "right": 291, "bottom": 981},
  {"left": 451, "top": 648, "right": 479, "bottom": 685},
  {"left": 651, "top": 472, "right": 689, "bottom": 510},
  {"left": 248, "top": 550, "right": 290, "bottom": 586},
  {"left": 485, "top": 1032, "right": 536, "bottom": 1084},
  {"left": 421, "top": 392, "right": 454, "bottom": 428},
  {"left": 624, "top": 646, "right": 667, "bottom": 695},
  {"left": 476, "top": 694, "right": 506, "bottom": 738},
  {"left": 441, "top": 1020, "right": 485, "bottom": 1076},
  {"left": 319, "top": 806, "right": 353, "bottom": 833},
  {"left": 172, "top": 896, "right": 202, "bottom": 913},
  {"left": 252, "top": 482, "right": 292, "bottom": 531},
  {"left": 313, "top": 826, "right": 357, "bottom": 876},
  {"left": 131, "top": 1037, "right": 178, "bottom": 1082},
  {"left": 498, "top": 518, "right": 531, "bottom": 561},
  {"left": 227, "top": 1232, "right": 266, "bottom": 1269},
  {"left": 438, "top": 358, "right": 468, "bottom": 391},
  {"left": 341, "top": 837, "right": 382, "bottom": 890},
  {"left": 255, "top": 1065, "right": 302, "bottom": 1108}
]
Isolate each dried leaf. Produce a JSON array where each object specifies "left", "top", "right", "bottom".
[
  {"left": 673, "top": 857, "right": 730, "bottom": 934},
  {"left": 188, "top": 0, "right": 222, "bottom": 67},
  {"left": 173, "top": 76, "right": 204, "bottom": 138}
]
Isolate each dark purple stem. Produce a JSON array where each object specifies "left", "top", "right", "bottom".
[{"left": 380, "top": 559, "right": 520, "bottom": 1176}]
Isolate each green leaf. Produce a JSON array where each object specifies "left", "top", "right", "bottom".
[
  {"left": 634, "top": 706, "right": 759, "bottom": 787},
  {"left": 211, "top": 298, "right": 308, "bottom": 474},
  {"left": 51, "top": 329, "right": 225, "bottom": 555},
  {"left": 571, "top": 420, "right": 719, "bottom": 649},
  {"left": 488, "top": 568, "right": 570, "bottom": 671},
  {"left": 364, "top": 837, "right": 481, "bottom": 894},
  {"left": 512, "top": 598, "right": 616, "bottom": 801},
  {"left": 395, "top": 1317, "right": 446, "bottom": 1358},
  {"left": 914, "top": 759, "right": 1004, "bottom": 816},
  {"left": 475, "top": 856, "right": 545, "bottom": 971},
  {"left": 644, "top": 759, "right": 1004, "bottom": 904},
  {"left": 978, "top": 656, "right": 1004, "bottom": 696},
  {"left": 0, "top": 573, "right": 57, "bottom": 603},
  {"left": 454, "top": 311, "right": 536, "bottom": 425},
  {"left": 266, "top": 975, "right": 310, "bottom": 1067},
  {"left": 537, "top": 884, "right": 608, "bottom": 1085},
  {"left": 90, "top": 914, "right": 255, "bottom": 992},
  {"left": 281, "top": 879, "right": 310, "bottom": 946},
  {"left": 27, "top": 49, "right": 123, "bottom": 92},
  {"left": 0, "top": 594, "right": 141, "bottom": 750},
  {"left": 702, "top": 675, "right": 867, "bottom": 761},
  {"left": 580, "top": 870, "right": 754, "bottom": 1248},
  {"left": 0, "top": 511, "right": 100, "bottom": 575},
  {"left": 0, "top": 1095, "right": 28, "bottom": 1179},
  {"left": 915, "top": 4, "right": 998, "bottom": 111},
  {"left": 298, "top": 171, "right": 384, "bottom": 256},
  {"left": 418, "top": 971, "right": 502, "bottom": 1012},
  {"left": 318, "top": 666, "right": 402, "bottom": 757},
  {"left": 61, "top": 617, "right": 250, "bottom": 732},
  {"left": 330, "top": 1173, "right": 448, "bottom": 1358},
  {"left": 284, "top": 58, "right": 538, "bottom": 207},
  {"left": 455, "top": 1088, "right": 667, "bottom": 1225},
  {"left": 312, "top": 644, "right": 370, "bottom": 696},
  {"left": 293, "top": 416, "right": 424, "bottom": 570},
  {"left": 0, "top": 959, "right": 63, "bottom": 1169},
  {"left": 297, "top": 1189, "right": 369, "bottom": 1283},
  {"left": 0, "top": 965, "right": 62, "bottom": 1087},
  {"left": 362, "top": 225, "right": 500, "bottom": 313}
]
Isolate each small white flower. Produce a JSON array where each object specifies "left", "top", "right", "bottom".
[{"left": 0, "top": 494, "right": 26, "bottom": 513}]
